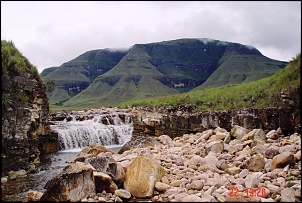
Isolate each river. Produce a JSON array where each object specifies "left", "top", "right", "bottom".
[{"left": 1, "top": 111, "right": 133, "bottom": 202}]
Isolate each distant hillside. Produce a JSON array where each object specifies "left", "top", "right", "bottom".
[
  {"left": 40, "top": 66, "right": 58, "bottom": 77},
  {"left": 120, "top": 53, "right": 300, "bottom": 114},
  {"left": 41, "top": 38, "right": 288, "bottom": 109},
  {"left": 193, "top": 43, "right": 287, "bottom": 90},
  {"left": 63, "top": 44, "right": 180, "bottom": 108},
  {"left": 41, "top": 48, "right": 128, "bottom": 104}
]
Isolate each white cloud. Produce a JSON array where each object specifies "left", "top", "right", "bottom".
[{"left": 1, "top": 1, "right": 301, "bottom": 73}]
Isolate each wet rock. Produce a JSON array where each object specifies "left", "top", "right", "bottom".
[
  {"left": 8, "top": 169, "right": 27, "bottom": 180},
  {"left": 63, "top": 161, "right": 96, "bottom": 173},
  {"left": 94, "top": 171, "right": 118, "bottom": 193},
  {"left": 85, "top": 156, "right": 125, "bottom": 183},
  {"left": 40, "top": 166, "right": 95, "bottom": 201}
]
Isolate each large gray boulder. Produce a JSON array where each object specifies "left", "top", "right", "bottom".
[{"left": 40, "top": 161, "right": 95, "bottom": 202}]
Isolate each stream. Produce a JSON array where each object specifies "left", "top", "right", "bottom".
[{"left": 1, "top": 111, "right": 133, "bottom": 202}]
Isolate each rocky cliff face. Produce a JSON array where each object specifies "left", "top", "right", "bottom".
[
  {"left": 131, "top": 106, "right": 300, "bottom": 139},
  {"left": 1, "top": 40, "right": 55, "bottom": 177}
]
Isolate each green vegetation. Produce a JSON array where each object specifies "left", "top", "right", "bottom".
[
  {"left": 62, "top": 45, "right": 180, "bottom": 108},
  {"left": 41, "top": 48, "right": 128, "bottom": 106},
  {"left": 195, "top": 54, "right": 286, "bottom": 90},
  {"left": 49, "top": 39, "right": 287, "bottom": 110},
  {"left": 118, "top": 53, "right": 300, "bottom": 113},
  {"left": 40, "top": 66, "right": 58, "bottom": 77},
  {"left": 2, "top": 40, "right": 42, "bottom": 116}
]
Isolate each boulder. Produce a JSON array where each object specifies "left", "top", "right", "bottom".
[
  {"left": 231, "top": 125, "right": 249, "bottom": 140},
  {"left": 244, "top": 172, "right": 263, "bottom": 188},
  {"left": 241, "top": 129, "right": 266, "bottom": 142},
  {"left": 40, "top": 162, "right": 95, "bottom": 202},
  {"left": 264, "top": 146, "right": 280, "bottom": 159},
  {"left": 280, "top": 188, "right": 295, "bottom": 202},
  {"left": 118, "top": 136, "right": 161, "bottom": 154},
  {"left": 69, "top": 143, "right": 116, "bottom": 162},
  {"left": 158, "top": 134, "right": 174, "bottom": 147},
  {"left": 207, "top": 140, "right": 224, "bottom": 154},
  {"left": 85, "top": 156, "right": 125, "bottom": 184},
  {"left": 93, "top": 171, "right": 118, "bottom": 193},
  {"left": 246, "top": 154, "right": 265, "bottom": 172},
  {"left": 271, "top": 151, "right": 295, "bottom": 170},
  {"left": 115, "top": 189, "right": 132, "bottom": 199},
  {"left": 124, "top": 156, "right": 166, "bottom": 198}
]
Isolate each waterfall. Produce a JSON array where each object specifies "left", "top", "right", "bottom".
[{"left": 50, "top": 112, "right": 133, "bottom": 151}]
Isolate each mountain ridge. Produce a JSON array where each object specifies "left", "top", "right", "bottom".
[{"left": 40, "top": 38, "right": 288, "bottom": 109}]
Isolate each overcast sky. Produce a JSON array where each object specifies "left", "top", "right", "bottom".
[{"left": 1, "top": 1, "right": 301, "bottom": 73}]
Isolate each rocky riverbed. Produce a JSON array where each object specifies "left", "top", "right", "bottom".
[{"left": 27, "top": 125, "right": 300, "bottom": 202}]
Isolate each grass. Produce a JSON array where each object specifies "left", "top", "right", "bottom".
[{"left": 118, "top": 53, "right": 300, "bottom": 112}]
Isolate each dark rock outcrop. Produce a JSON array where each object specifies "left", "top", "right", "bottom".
[
  {"left": 1, "top": 40, "right": 53, "bottom": 177},
  {"left": 132, "top": 107, "right": 299, "bottom": 139}
]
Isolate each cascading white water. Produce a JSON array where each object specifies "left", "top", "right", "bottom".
[{"left": 50, "top": 113, "right": 133, "bottom": 151}]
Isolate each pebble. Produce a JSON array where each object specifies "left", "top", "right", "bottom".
[{"left": 31, "top": 126, "right": 301, "bottom": 202}]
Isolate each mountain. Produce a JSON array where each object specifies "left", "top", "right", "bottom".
[
  {"left": 41, "top": 38, "right": 288, "bottom": 109},
  {"left": 62, "top": 44, "right": 180, "bottom": 108},
  {"left": 41, "top": 48, "right": 128, "bottom": 104},
  {"left": 193, "top": 43, "right": 287, "bottom": 90}
]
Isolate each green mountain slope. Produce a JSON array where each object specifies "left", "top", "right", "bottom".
[
  {"left": 120, "top": 53, "right": 300, "bottom": 113},
  {"left": 41, "top": 48, "right": 128, "bottom": 105},
  {"left": 194, "top": 43, "right": 287, "bottom": 90},
  {"left": 40, "top": 66, "right": 57, "bottom": 77},
  {"left": 63, "top": 45, "right": 180, "bottom": 108},
  {"left": 41, "top": 38, "right": 288, "bottom": 109}
]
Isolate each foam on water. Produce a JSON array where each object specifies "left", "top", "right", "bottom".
[{"left": 50, "top": 113, "right": 133, "bottom": 151}]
